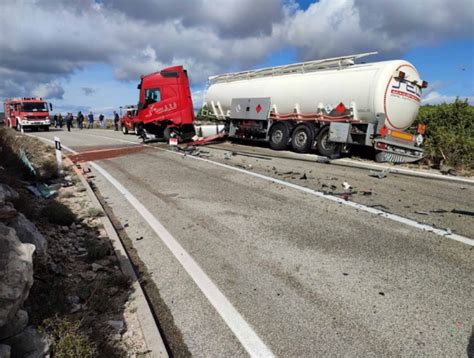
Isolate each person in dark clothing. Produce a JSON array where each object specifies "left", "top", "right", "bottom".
[
  {"left": 87, "top": 112, "right": 94, "bottom": 129},
  {"left": 77, "top": 111, "right": 84, "bottom": 129},
  {"left": 53, "top": 114, "right": 58, "bottom": 128},
  {"left": 58, "top": 113, "right": 63, "bottom": 128},
  {"left": 99, "top": 113, "right": 105, "bottom": 129},
  {"left": 113, "top": 111, "right": 119, "bottom": 131},
  {"left": 66, "top": 113, "right": 73, "bottom": 132}
]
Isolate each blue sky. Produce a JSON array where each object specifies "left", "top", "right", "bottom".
[{"left": 1, "top": 0, "right": 473, "bottom": 115}]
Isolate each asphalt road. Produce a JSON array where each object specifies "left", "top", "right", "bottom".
[{"left": 31, "top": 128, "right": 473, "bottom": 357}]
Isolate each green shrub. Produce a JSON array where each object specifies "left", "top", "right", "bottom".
[
  {"left": 41, "top": 317, "right": 96, "bottom": 358},
  {"left": 85, "top": 239, "right": 110, "bottom": 261},
  {"left": 415, "top": 98, "right": 473, "bottom": 169},
  {"left": 86, "top": 207, "right": 103, "bottom": 218},
  {"left": 40, "top": 201, "right": 76, "bottom": 226}
]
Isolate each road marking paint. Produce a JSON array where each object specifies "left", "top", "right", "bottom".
[
  {"left": 34, "top": 136, "right": 275, "bottom": 358},
  {"left": 32, "top": 132, "right": 474, "bottom": 247},
  {"left": 166, "top": 149, "right": 474, "bottom": 247}
]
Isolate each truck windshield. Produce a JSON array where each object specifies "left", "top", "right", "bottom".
[{"left": 22, "top": 102, "right": 48, "bottom": 112}]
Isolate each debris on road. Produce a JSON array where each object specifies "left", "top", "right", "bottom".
[
  {"left": 300, "top": 173, "right": 307, "bottom": 180},
  {"left": 369, "top": 169, "right": 390, "bottom": 179},
  {"left": 415, "top": 211, "right": 430, "bottom": 216},
  {"left": 360, "top": 190, "right": 373, "bottom": 196},
  {"left": 451, "top": 209, "right": 474, "bottom": 217},
  {"left": 224, "top": 152, "right": 233, "bottom": 160},
  {"left": 342, "top": 182, "right": 352, "bottom": 190}
]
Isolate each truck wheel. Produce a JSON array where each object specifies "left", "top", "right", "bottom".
[
  {"left": 44, "top": 126, "right": 49, "bottom": 131},
  {"left": 269, "top": 122, "right": 290, "bottom": 150},
  {"left": 122, "top": 125, "right": 129, "bottom": 135},
  {"left": 163, "top": 127, "right": 171, "bottom": 141},
  {"left": 316, "top": 125, "right": 341, "bottom": 158},
  {"left": 291, "top": 124, "right": 314, "bottom": 153}
]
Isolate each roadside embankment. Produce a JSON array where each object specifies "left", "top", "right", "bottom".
[{"left": 0, "top": 129, "right": 150, "bottom": 357}]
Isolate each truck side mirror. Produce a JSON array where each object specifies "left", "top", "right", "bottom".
[{"left": 49, "top": 103, "right": 53, "bottom": 111}]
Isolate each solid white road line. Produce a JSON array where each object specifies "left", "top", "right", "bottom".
[
  {"left": 33, "top": 132, "right": 474, "bottom": 246},
  {"left": 36, "top": 136, "right": 275, "bottom": 358},
  {"left": 36, "top": 132, "right": 474, "bottom": 246},
  {"left": 166, "top": 150, "right": 474, "bottom": 247}
]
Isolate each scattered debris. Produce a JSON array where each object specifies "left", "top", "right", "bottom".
[
  {"left": 369, "top": 169, "right": 390, "bottom": 179},
  {"left": 299, "top": 173, "right": 307, "bottom": 180},
  {"left": 378, "top": 292, "right": 385, "bottom": 296},
  {"left": 26, "top": 183, "right": 58, "bottom": 199},
  {"left": 360, "top": 191, "right": 373, "bottom": 196},
  {"left": 430, "top": 209, "right": 448, "bottom": 214},
  {"left": 223, "top": 152, "right": 233, "bottom": 160},
  {"left": 415, "top": 211, "right": 430, "bottom": 216},
  {"left": 342, "top": 182, "right": 352, "bottom": 190},
  {"left": 136, "top": 236, "right": 144, "bottom": 241},
  {"left": 451, "top": 209, "right": 474, "bottom": 217}
]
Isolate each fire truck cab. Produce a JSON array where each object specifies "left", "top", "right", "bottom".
[{"left": 4, "top": 97, "right": 52, "bottom": 131}]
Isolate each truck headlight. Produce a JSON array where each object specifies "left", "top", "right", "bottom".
[
  {"left": 23, "top": 116, "right": 28, "bottom": 120},
  {"left": 415, "top": 134, "right": 424, "bottom": 146}
]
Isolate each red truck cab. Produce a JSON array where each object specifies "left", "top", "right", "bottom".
[
  {"left": 4, "top": 98, "right": 51, "bottom": 131},
  {"left": 133, "top": 66, "right": 195, "bottom": 141}
]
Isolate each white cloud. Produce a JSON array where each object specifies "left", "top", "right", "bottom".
[
  {"left": 32, "top": 82, "right": 65, "bottom": 99},
  {"left": 0, "top": 0, "right": 472, "bottom": 102},
  {"left": 422, "top": 91, "right": 474, "bottom": 105}
]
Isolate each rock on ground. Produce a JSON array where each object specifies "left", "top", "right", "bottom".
[
  {"left": 8, "top": 213, "right": 47, "bottom": 257},
  {"left": 0, "top": 344, "right": 11, "bottom": 358},
  {"left": 0, "top": 309, "right": 28, "bottom": 341},
  {"left": 0, "top": 223, "right": 35, "bottom": 327},
  {"left": 0, "top": 184, "right": 19, "bottom": 204},
  {"left": 3, "top": 326, "right": 50, "bottom": 358}
]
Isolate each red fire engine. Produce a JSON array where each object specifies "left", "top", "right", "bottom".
[{"left": 4, "top": 97, "right": 52, "bottom": 131}]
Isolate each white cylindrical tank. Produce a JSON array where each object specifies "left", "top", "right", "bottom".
[{"left": 204, "top": 60, "right": 424, "bottom": 131}]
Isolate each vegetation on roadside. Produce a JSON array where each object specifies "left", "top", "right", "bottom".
[
  {"left": 415, "top": 98, "right": 473, "bottom": 170},
  {"left": 40, "top": 317, "right": 96, "bottom": 358},
  {"left": 0, "top": 128, "right": 58, "bottom": 179},
  {"left": 195, "top": 104, "right": 218, "bottom": 122},
  {"left": 40, "top": 201, "right": 76, "bottom": 226}
]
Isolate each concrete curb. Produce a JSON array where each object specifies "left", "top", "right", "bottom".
[{"left": 66, "top": 158, "right": 169, "bottom": 358}]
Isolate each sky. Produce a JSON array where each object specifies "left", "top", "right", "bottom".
[{"left": 0, "top": 0, "right": 473, "bottom": 116}]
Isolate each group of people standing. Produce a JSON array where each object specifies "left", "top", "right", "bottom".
[{"left": 53, "top": 111, "right": 120, "bottom": 132}]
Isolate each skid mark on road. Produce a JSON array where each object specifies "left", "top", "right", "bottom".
[
  {"left": 167, "top": 149, "right": 474, "bottom": 247},
  {"left": 35, "top": 136, "right": 275, "bottom": 358},
  {"left": 34, "top": 132, "right": 474, "bottom": 248}
]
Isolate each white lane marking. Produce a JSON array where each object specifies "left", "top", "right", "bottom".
[
  {"left": 35, "top": 136, "right": 275, "bottom": 358},
  {"left": 334, "top": 158, "right": 474, "bottom": 185},
  {"left": 33, "top": 132, "right": 474, "bottom": 247},
  {"left": 165, "top": 150, "right": 474, "bottom": 247}
]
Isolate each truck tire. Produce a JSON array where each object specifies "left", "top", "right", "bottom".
[
  {"left": 291, "top": 124, "right": 314, "bottom": 153},
  {"left": 316, "top": 125, "right": 341, "bottom": 158},
  {"left": 44, "top": 126, "right": 49, "bottom": 131},
  {"left": 122, "top": 125, "right": 129, "bottom": 134},
  {"left": 269, "top": 122, "right": 290, "bottom": 150}
]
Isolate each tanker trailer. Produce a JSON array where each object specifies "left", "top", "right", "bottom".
[{"left": 204, "top": 52, "right": 428, "bottom": 163}]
